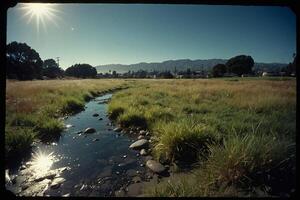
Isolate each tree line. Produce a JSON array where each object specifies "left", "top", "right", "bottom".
[
  {"left": 6, "top": 41, "right": 296, "bottom": 80},
  {"left": 6, "top": 41, "right": 97, "bottom": 80}
]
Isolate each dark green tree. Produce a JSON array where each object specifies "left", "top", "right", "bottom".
[
  {"left": 42, "top": 59, "right": 64, "bottom": 78},
  {"left": 6, "top": 41, "right": 43, "bottom": 80},
  {"left": 212, "top": 64, "right": 227, "bottom": 77},
  {"left": 226, "top": 55, "right": 254, "bottom": 76},
  {"left": 65, "top": 64, "right": 97, "bottom": 78}
]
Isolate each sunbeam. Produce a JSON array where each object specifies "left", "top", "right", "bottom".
[{"left": 19, "top": 3, "right": 61, "bottom": 34}]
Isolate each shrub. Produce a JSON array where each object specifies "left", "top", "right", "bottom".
[
  {"left": 153, "top": 119, "right": 219, "bottom": 162},
  {"left": 118, "top": 109, "right": 147, "bottom": 128},
  {"left": 60, "top": 97, "right": 84, "bottom": 114},
  {"left": 5, "top": 127, "right": 35, "bottom": 158},
  {"left": 34, "top": 117, "right": 64, "bottom": 141}
]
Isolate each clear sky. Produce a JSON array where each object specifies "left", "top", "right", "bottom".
[{"left": 7, "top": 4, "right": 296, "bottom": 69}]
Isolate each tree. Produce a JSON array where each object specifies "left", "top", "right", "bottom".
[
  {"left": 65, "top": 63, "right": 97, "bottom": 78},
  {"left": 112, "top": 70, "right": 117, "bottom": 78},
  {"left": 42, "top": 59, "right": 64, "bottom": 78},
  {"left": 226, "top": 55, "right": 254, "bottom": 76},
  {"left": 212, "top": 64, "right": 227, "bottom": 77},
  {"left": 6, "top": 41, "right": 43, "bottom": 80}
]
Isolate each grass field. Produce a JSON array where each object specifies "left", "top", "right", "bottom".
[
  {"left": 5, "top": 78, "right": 296, "bottom": 196},
  {"left": 107, "top": 78, "right": 296, "bottom": 197},
  {"left": 5, "top": 79, "right": 129, "bottom": 160}
]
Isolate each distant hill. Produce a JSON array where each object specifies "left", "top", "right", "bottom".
[{"left": 95, "top": 59, "right": 287, "bottom": 73}]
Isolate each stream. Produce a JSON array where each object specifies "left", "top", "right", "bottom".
[{"left": 5, "top": 93, "right": 162, "bottom": 197}]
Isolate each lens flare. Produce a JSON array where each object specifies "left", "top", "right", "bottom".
[
  {"left": 19, "top": 3, "right": 61, "bottom": 34},
  {"left": 31, "top": 150, "right": 56, "bottom": 175}
]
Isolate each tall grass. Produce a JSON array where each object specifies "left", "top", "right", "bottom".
[
  {"left": 5, "top": 79, "right": 128, "bottom": 159},
  {"left": 107, "top": 78, "right": 296, "bottom": 196}
]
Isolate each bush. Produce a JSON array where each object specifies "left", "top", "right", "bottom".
[
  {"left": 152, "top": 119, "right": 219, "bottom": 162},
  {"left": 108, "top": 106, "right": 125, "bottom": 120},
  {"left": 34, "top": 117, "right": 64, "bottom": 141},
  {"left": 5, "top": 127, "right": 35, "bottom": 158},
  {"left": 60, "top": 97, "right": 85, "bottom": 114},
  {"left": 118, "top": 109, "right": 147, "bottom": 128}
]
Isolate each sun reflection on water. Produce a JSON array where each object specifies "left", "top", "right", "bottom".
[{"left": 31, "top": 150, "right": 57, "bottom": 175}]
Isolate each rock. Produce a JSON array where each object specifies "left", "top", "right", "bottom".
[
  {"left": 5, "top": 169, "right": 11, "bottom": 184},
  {"left": 65, "top": 124, "right": 73, "bottom": 128},
  {"left": 122, "top": 155, "right": 127, "bottom": 158},
  {"left": 129, "top": 139, "right": 148, "bottom": 150},
  {"left": 145, "top": 132, "right": 150, "bottom": 136},
  {"left": 84, "top": 127, "right": 96, "bottom": 134},
  {"left": 93, "top": 113, "right": 99, "bottom": 117},
  {"left": 113, "top": 127, "right": 122, "bottom": 132},
  {"left": 50, "top": 177, "right": 65, "bottom": 189},
  {"left": 126, "top": 169, "right": 136, "bottom": 177},
  {"left": 33, "top": 171, "right": 56, "bottom": 182},
  {"left": 20, "top": 179, "right": 51, "bottom": 196},
  {"left": 146, "top": 160, "right": 166, "bottom": 174},
  {"left": 139, "top": 130, "right": 146, "bottom": 135},
  {"left": 115, "top": 189, "right": 125, "bottom": 197},
  {"left": 137, "top": 135, "right": 145, "bottom": 140},
  {"left": 62, "top": 193, "right": 70, "bottom": 197},
  {"left": 132, "top": 176, "right": 142, "bottom": 183},
  {"left": 140, "top": 163, "right": 145, "bottom": 167},
  {"left": 140, "top": 149, "right": 147, "bottom": 156},
  {"left": 98, "top": 118, "right": 103, "bottom": 120},
  {"left": 126, "top": 183, "right": 144, "bottom": 197},
  {"left": 76, "top": 131, "right": 83, "bottom": 134},
  {"left": 20, "top": 165, "right": 26, "bottom": 170},
  {"left": 144, "top": 156, "right": 153, "bottom": 161},
  {"left": 129, "top": 130, "right": 134, "bottom": 134},
  {"left": 93, "top": 138, "right": 99, "bottom": 142}
]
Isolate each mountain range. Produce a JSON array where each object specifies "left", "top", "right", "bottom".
[{"left": 95, "top": 59, "right": 287, "bottom": 73}]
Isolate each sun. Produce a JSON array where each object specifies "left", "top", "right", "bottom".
[{"left": 19, "top": 3, "right": 60, "bottom": 33}]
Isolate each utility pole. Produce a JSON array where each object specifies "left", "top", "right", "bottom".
[{"left": 56, "top": 57, "right": 60, "bottom": 68}]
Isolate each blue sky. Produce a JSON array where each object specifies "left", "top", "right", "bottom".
[{"left": 7, "top": 4, "right": 296, "bottom": 69}]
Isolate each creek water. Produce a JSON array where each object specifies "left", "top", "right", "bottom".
[{"left": 6, "top": 93, "right": 152, "bottom": 197}]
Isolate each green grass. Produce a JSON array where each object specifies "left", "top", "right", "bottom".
[
  {"left": 5, "top": 79, "right": 128, "bottom": 159},
  {"left": 107, "top": 78, "right": 296, "bottom": 197}
]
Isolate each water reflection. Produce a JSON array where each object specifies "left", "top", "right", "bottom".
[{"left": 31, "top": 150, "right": 57, "bottom": 175}]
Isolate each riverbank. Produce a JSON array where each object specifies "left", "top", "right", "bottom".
[
  {"left": 5, "top": 79, "right": 130, "bottom": 167},
  {"left": 107, "top": 78, "right": 296, "bottom": 197}
]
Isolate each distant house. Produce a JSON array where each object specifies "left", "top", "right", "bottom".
[{"left": 262, "top": 72, "right": 277, "bottom": 77}]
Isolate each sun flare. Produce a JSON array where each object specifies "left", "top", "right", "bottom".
[
  {"left": 19, "top": 3, "right": 60, "bottom": 33},
  {"left": 31, "top": 150, "right": 56, "bottom": 175}
]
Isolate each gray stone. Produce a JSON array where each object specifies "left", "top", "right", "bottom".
[
  {"left": 129, "top": 139, "right": 148, "bottom": 150},
  {"left": 62, "top": 193, "right": 70, "bottom": 197},
  {"left": 139, "top": 130, "right": 146, "bottom": 135},
  {"left": 33, "top": 171, "right": 56, "bottom": 182},
  {"left": 144, "top": 156, "right": 153, "bottom": 161},
  {"left": 98, "top": 118, "right": 103, "bottom": 120},
  {"left": 115, "top": 189, "right": 125, "bottom": 197},
  {"left": 140, "top": 149, "right": 147, "bottom": 156},
  {"left": 93, "top": 138, "right": 99, "bottom": 142},
  {"left": 126, "top": 169, "right": 136, "bottom": 177},
  {"left": 93, "top": 113, "right": 99, "bottom": 117},
  {"left": 126, "top": 183, "right": 144, "bottom": 197},
  {"left": 146, "top": 160, "right": 166, "bottom": 174},
  {"left": 113, "top": 127, "right": 122, "bottom": 132},
  {"left": 50, "top": 177, "right": 65, "bottom": 189},
  {"left": 137, "top": 135, "right": 145, "bottom": 140},
  {"left": 132, "top": 176, "right": 142, "bottom": 183},
  {"left": 84, "top": 127, "right": 96, "bottom": 134}
]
